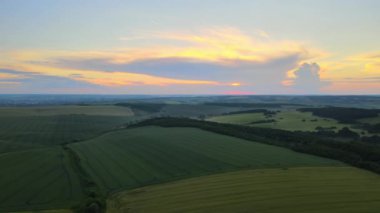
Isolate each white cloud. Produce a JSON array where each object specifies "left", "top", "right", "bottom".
[{"left": 289, "top": 63, "right": 328, "bottom": 93}]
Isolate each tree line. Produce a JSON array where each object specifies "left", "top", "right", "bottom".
[
  {"left": 204, "top": 102, "right": 302, "bottom": 108},
  {"left": 298, "top": 107, "right": 380, "bottom": 123}
]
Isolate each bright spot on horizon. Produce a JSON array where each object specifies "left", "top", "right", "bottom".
[{"left": 230, "top": 82, "right": 241, "bottom": 86}]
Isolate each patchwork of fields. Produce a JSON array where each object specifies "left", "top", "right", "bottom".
[
  {"left": 209, "top": 110, "right": 356, "bottom": 132},
  {"left": 69, "top": 127, "right": 342, "bottom": 194},
  {"left": 108, "top": 167, "right": 380, "bottom": 213},
  {"left": 0, "top": 103, "right": 379, "bottom": 212},
  {"left": 0, "top": 124, "right": 343, "bottom": 212},
  {"left": 251, "top": 110, "right": 349, "bottom": 131}
]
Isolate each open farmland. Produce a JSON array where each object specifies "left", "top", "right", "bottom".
[
  {"left": 251, "top": 110, "right": 349, "bottom": 131},
  {"left": 359, "top": 115, "right": 380, "bottom": 125},
  {"left": 209, "top": 110, "right": 355, "bottom": 132},
  {"left": 0, "top": 105, "right": 136, "bottom": 153},
  {"left": 0, "top": 115, "right": 133, "bottom": 150},
  {"left": 17, "top": 210, "right": 73, "bottom": 213},
  {"left": 0, "top": 100, "right": 379, "bottom": 212},
  {"left": 108, "top": 167, "right": 380, "bottom": 213},
  {"left": 0, "top": 105, "right": 134, "bottom": 117},
  {"left": 1, "top": 0, "right": 380, "bottom": 210},
  {"left": 69, "top": 126, "right": 342, "bottom": 194},
  {"left": 207, "top": 112, "right": 267, "bottom": 125},
  {"left": 160, "top": 104, "right": 243, "bottom": 117},
  {"left": 0, "top": 147, "right": 84, "bottom": 212}
]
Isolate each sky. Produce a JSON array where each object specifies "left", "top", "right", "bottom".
[{"left": 0, "top": 0, "right": 379, "bottom": 94}]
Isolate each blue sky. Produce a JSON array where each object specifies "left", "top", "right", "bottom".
[{"left": 1, "top": 0, "right": 379, "bottom": 94}]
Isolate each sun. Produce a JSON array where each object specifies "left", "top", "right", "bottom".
[{"left": 230, "top": 82, "right": 241, "bottom": 86}]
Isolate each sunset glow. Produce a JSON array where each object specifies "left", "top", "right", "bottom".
[{"left": 0, "top": 0, "right": 379, "bottom": 94}]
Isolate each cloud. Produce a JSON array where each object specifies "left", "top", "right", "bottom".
[
  {"left": 302, "top": 52, "right": 380, "bottom": 94},
  {"left": 347, "top": 52, "right": 380, "bottom": 75},
  {"left": 116, "top": 27, "right": 326, "bottom": 63},
  {"left": 317, "top": 51, "right": 380, "bottom": 81},
  {"left": 0, "top": 69, "right": 103, "bottom": 94},
  {"left": 286, "top": 63, "right": 329, "bottom": 93},
  {"left": 73, "top": 71, "right": 218, "bottom": 87},
  {"left": 0, "top": 72, "right": 23, "bottom": 80},
  {"left": 53, "top": 54, "right": 299, "bottom": 79},
  {"left": 19, "top": 27, "right": 324, "bottom": 67},
  {"left": 0, "top": 27, "right": 332, "bottom": 94}
]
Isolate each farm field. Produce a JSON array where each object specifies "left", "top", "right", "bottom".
[
  {"left": 0, "top": 105, "right": 134, "bottom": 117},
  {"left": 0, "top": 100, "right": 379, "bottom": 212},
  {"left": 160, "top": 104, "right": 242, "bottom": 117},
  {"left": 208, "top": 110, "right": 354, "bottom": 132},
  {"left": 0, "top": 105, "right": 137, "bottom": 153},
  {"left": 0, "top": 147, "right": 84, "bottom": 212},
  {"left": 1, "top": 0, "right": 380, "bottom": 209},
  {"left": 69, "top": 126, "right": 342, "bottom": 194},
  {"left": 17, "top": 210, "right": 72, "bottom": 213},
  {"left": 0, "top": 115, "right": 133, "bottom": 151},
  {"left": 207, "top": 112, "right": 267, "bottom": 125},
  {"left": 108, "top": 166, "right": 380, "bottom": 213},
  {"left": 359, "top": 115, "right": 380, "bottom": 125},
  {"left": 251, "top": 110, "right": 349, "bottom": 131}
]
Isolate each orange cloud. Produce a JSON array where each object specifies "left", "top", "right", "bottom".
[
  {"left": 347, "top": 52, "right": 380, "bottom": 74},
  {"left": 2, "top": 63, "right": 217, "bottom": 87},
  {"left": 315, "top": 51, "right": 380, "bottom": 82},
  {"left": 118, "top": 27, "right": 327, "bottom": 64},
  {"left": 0, "top": 73, "right": 24, "bottom": 79},
  {"left": 74, "top": 72, "right": 218, "bottom": 87},
  {"left": 0, "top": 27, "right": 328, "bottom": 89}
]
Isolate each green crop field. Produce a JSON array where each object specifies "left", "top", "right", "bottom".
[
  {"left": 69, "top": 126, "right": 342, "bottom": 194},
  {"left": 208, "top": 110, "right": 359, "bottom": 132},
  {"left": 0, "top": 105, "right": 134, "bottom": 117},
  {"left": 0, "top": 115, "right": 133, "bottom": 151},
  {"left": 0, "top": 125, "right": 342, "bottom": 212},
  {"left": 359, "top": 115, "right": 380, "bottom": 125},
  {"left": 0, "top": 147, "right": 84, "bottom": 212},
  {"left": 18, "top": 210, "right": 73, "bottom": 213},
  {"left": 0, "top": 105, "right": 136, "bottom": 154},
  {"left": 160, "top": 104, "right": 241, "bottom": 117},
  {"left": 108, "top": 167, "right": 380, "bottom": 213},
  {"left": 207, "top": 112, "right": 267, "bottom": 125},
  {"left": 251, "top": 110, "right": 349, "bottom": 131}
]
